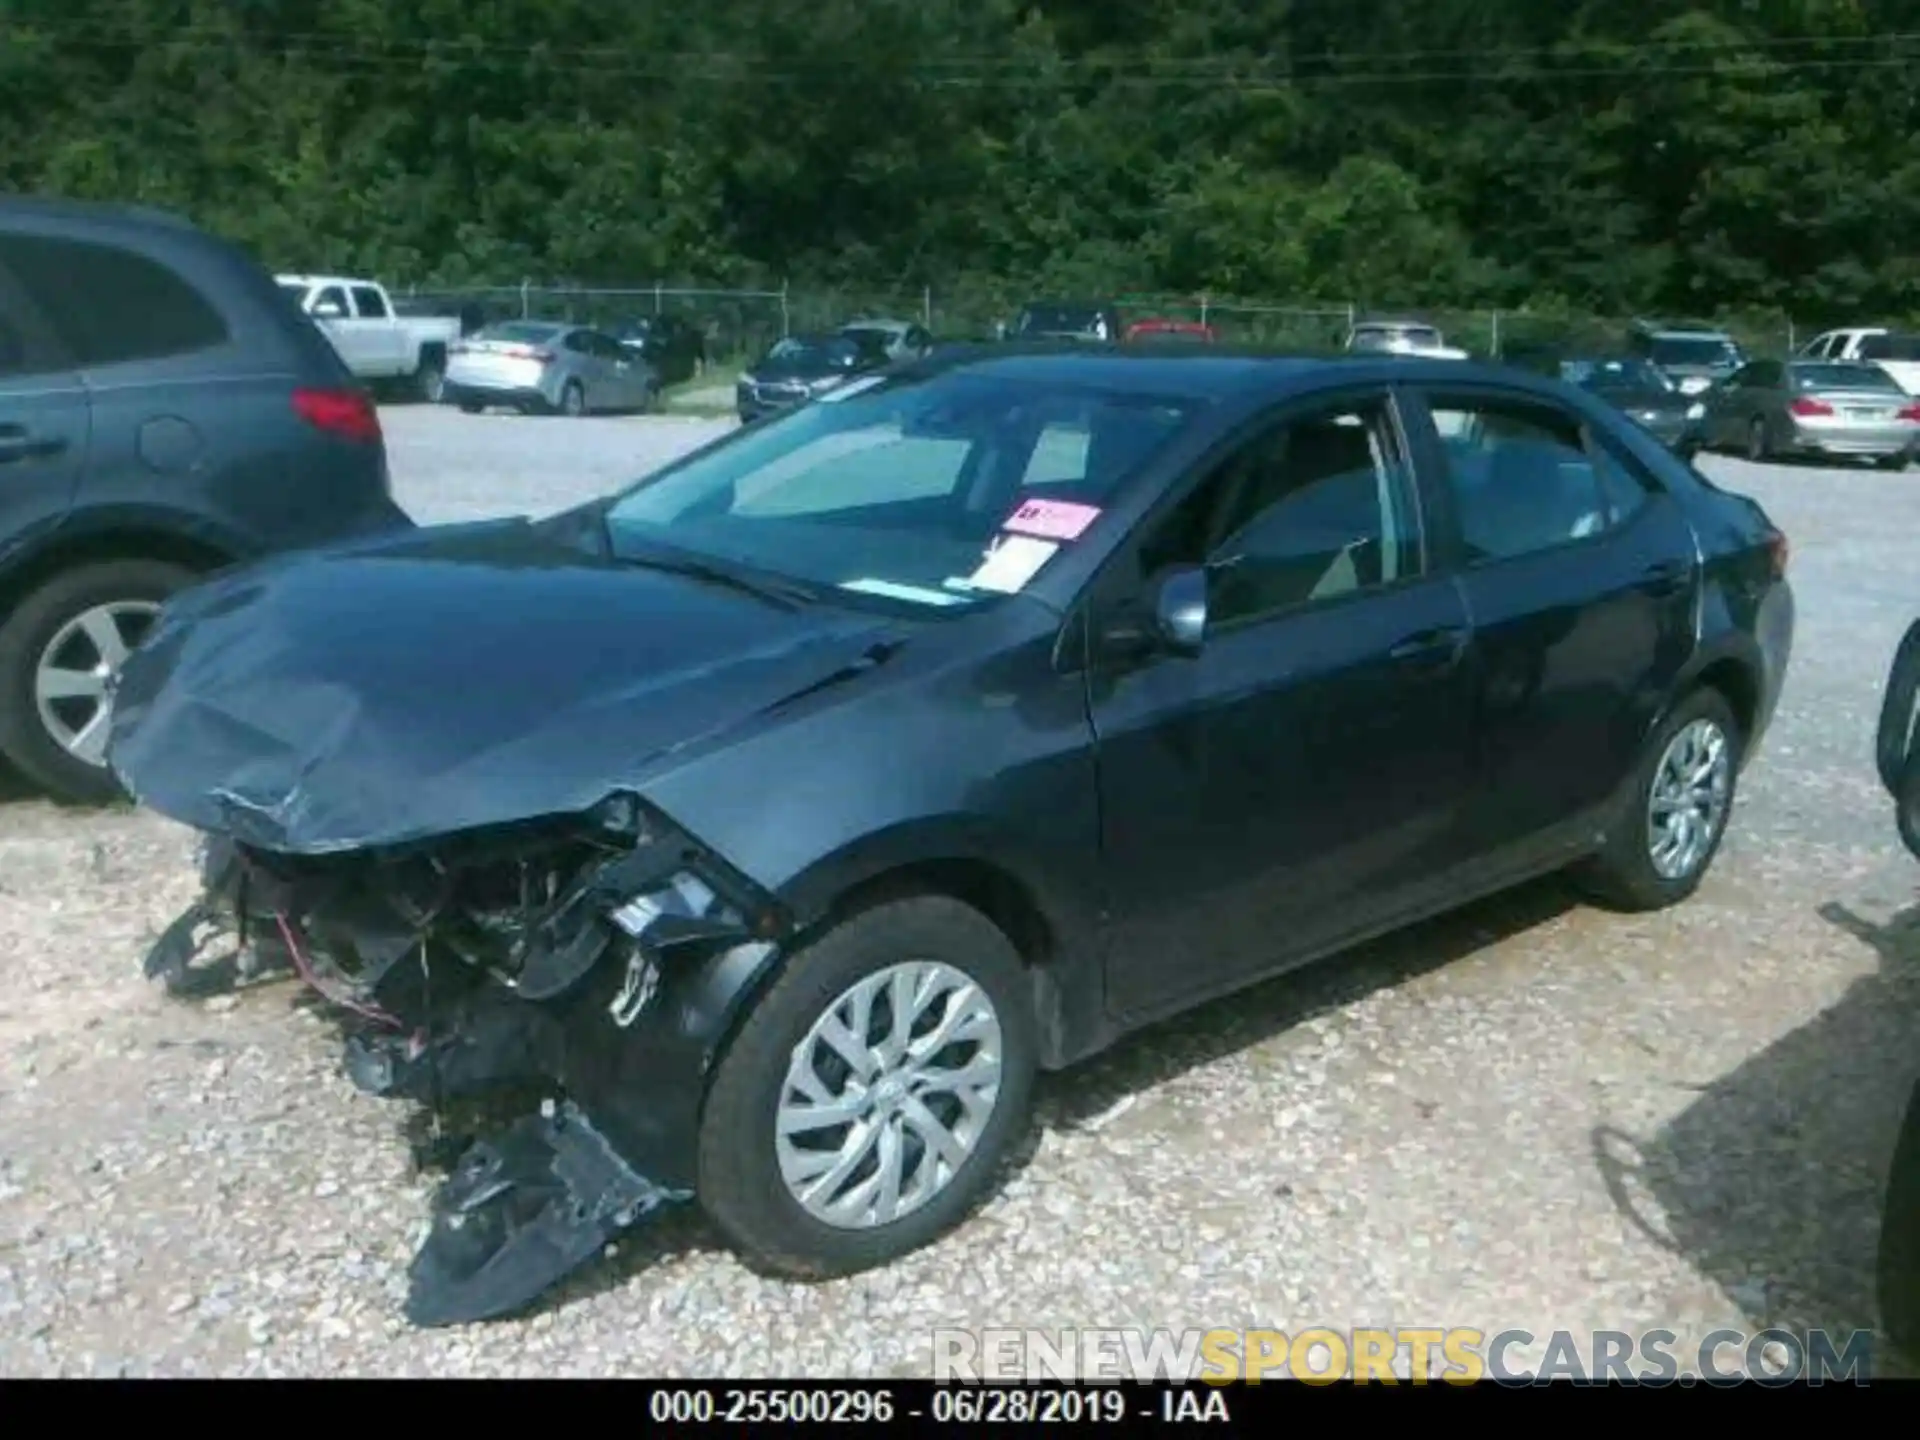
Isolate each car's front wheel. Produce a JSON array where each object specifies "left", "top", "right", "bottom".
[
  {"left": 1574, "top": 686, "right": 1744, "bottom": 912},
  {"left": 0, "top": 559, "right": 197, "bottom": 804},
  {"left": 697, "top": 895, "right": 1037, "bottom": 1279}
]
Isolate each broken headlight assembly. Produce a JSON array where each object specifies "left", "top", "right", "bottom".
[{"left": 144, "top": 790, "right": 791, "bottom": 1329}]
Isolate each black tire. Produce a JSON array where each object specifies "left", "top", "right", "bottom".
[
  {"left": 696, "top": 894, "right": 1038, "bottom": 1280},
  {"left": 1878, "top": 452, "right": 1913, "bottom": 472},
  {"left": 1880, "top": 1079, "right": 1920, "bottom": 1359},
  {"left": 0, "top": 559, "right": 198, "bottom": 804},
  {"left": 1573, "top": 686, "right": 1744, "bottom": 912},
  {"left": 560, "top": 381, "right": 586, "bottom": 417},
  {"left": 457, "top": 401, "right": 482, "bottom": 415},
  {"left": 1746, "top": 417, "right": 1770, "bottom": 463},
  {"left": 1878, "top": 620, "right": 1920, "bottom": 797},
  {"left": 415, "top": 349, "right": 447, "bottom": 404}
]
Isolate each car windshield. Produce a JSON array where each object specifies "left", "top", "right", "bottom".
[
  {"left": 1650, "top": 336, "right": 1742, "bottom": 367},
  {"left": 603, "top": 371, "right": 1198, "bottom": 612},
  {"left": 763, "top": 336, "right": 866, "bottom": 368},
  {"left": 1858, "top": 333, "right": 1920, "bottom": 361},
  {"left": 1791, "top": 363, "right": 1903, "bottom": 392},
  {"left": 278, "top": 281, "right": 310, "bottom": 301},
  {"left": 1561, "top": 357, "right": 1672, "bottom": 392},
  {"left": 481, "top": 321, "right": 563, "bottom": 344}
]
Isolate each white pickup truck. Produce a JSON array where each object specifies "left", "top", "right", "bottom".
[
  {"left": 1796, "top": 326, "right": 1920, "bottom": 395},
  {"left": 276, "top": 275, "right": 463, "bottom": 401}
]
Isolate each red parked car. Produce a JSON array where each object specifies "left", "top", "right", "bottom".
[{"left": 1123, "top": 317, "right": 1217, "bottom": 344}]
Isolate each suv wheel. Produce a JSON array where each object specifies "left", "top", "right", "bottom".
[
  {"left": 696, "top": 895, "right": 1037, "bottom": 1279},
  {"left": 0, "top": 559, "right": 196, "bottom": 803}
]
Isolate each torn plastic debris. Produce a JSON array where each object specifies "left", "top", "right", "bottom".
[
  {"left": 405, "top": 1099, "right": 691, "bottom": 1327},
  {"left": 136, "top": 795, "right": 785, "bottom": 1326}
]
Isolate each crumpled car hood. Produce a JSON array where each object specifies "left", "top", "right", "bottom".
[{"left": 107, "top": 517, "right": 900, "bottom": 854}]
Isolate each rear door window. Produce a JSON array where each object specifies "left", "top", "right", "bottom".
[
  {"left": 349, "top": 286, "right": 389, "bottom": 318},
  {"left": 0, "top": 233, "right": 230, "bottom": 368}
]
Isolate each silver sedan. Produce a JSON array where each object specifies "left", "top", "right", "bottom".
[
  {"left": 1698, "top": 359, "right": 1920, "bottom": 468},
  {"left": 442, "top": 321, "right": 659, "bottom": 416}
]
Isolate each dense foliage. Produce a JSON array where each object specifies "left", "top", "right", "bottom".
[{"left": 2, "top": 0, "right": 1916, "bottom": 331}]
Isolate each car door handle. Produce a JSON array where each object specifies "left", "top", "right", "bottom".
[
  {"left": 0, "top": 429, "right": 67, "bottom": 464},
  {"left": 1639, "top": 559, "right": 1691, "bottom": 595},
  {"left": 1388, "top": 626, "right": 1468, "bottom": 665}
]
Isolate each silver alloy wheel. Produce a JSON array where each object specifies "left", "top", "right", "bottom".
[
  {"left": 1645, "top": 717, "right": 1733, "bottom": 881},
  {"left": 562, "top": 383, "right": 584, "bottom": 416},
  {"left": 33, "top": 600, "right": 161, "bottom": 766},
  {"left": 775, "top": 959, "right": 1004, "bottom": 1230}
]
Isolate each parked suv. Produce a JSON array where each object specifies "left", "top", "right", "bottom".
[
  {"left": 1627, "top": 318, "right": 1746, "bottom": 396},
  {"left": 0, "top": 195, "right": 412, "bottom": 803}
]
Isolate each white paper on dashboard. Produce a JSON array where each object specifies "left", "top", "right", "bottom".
[{"left": 963, "top": 534, "right": 1059, "bottom": 593}]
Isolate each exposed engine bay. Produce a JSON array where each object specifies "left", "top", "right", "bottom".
[{"left": 142, "top": 793, "right": 789, "bottom": 1327}]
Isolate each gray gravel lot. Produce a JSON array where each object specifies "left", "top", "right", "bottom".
[{"left": 0, "top": 405, "right": 1916, "bottom": 1377}]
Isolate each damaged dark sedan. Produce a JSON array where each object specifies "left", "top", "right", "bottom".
[{"left": 108, "top": 349, "right": 1794, "bottom": 1327}]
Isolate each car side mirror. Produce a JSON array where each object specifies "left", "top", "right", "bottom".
[
  {"left": 312, "top": 300, "right": 345, "bottom": 319},
  {"left": 1099, "top": 565, "right": 1208, "bottom": 659}
]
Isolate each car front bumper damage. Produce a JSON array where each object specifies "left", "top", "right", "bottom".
[{"left": 140, "top": 799, "right": 789, "bottom": 1327}]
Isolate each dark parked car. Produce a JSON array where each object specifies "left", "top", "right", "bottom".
[
  {"left": 1877, "top": 619, "right": 1920, "bottom": 1355},
  {"left": 111, "top": 350, "right": 1793, "bottom": 1327},
  {"left": 1626, "top": 319, "right": 1746, "bottom": 396},
  {"left": 1558, "top": 355, "right": 1704, "bottom": 453},
  {"left": 0, "top": 195, "right": 411, "bottom": 803},
  {"left": 736, "top": 330, "right": 891, "bottom": 422},
  {"left": 1002, "top": 301, "right": 1123, "bottom": 343},
  {"left": 611, "top": 314, "right": 705, "bottom": 387}
]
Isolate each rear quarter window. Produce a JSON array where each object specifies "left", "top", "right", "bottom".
[{"left": 0, "top": 233, "right": 230, "bottom": 368}]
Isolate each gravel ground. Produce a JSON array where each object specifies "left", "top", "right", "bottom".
[{"left": 0, "top": 406, "right": 1916, "bottom": 1378}]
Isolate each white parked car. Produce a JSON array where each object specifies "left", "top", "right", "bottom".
[
  {"left": 1796, "top": 326, "right": 1920, "bottom": 395},
  {"left": 277, "top": 275, "right": 462, "bottom": 401},
  {"left": 1344, "top": 318, "right": 1470, "bottom": 360}
]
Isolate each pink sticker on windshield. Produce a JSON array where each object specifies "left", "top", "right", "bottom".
[{"left": 1001, "top": 498, "right": 1102, "bottom": 541}]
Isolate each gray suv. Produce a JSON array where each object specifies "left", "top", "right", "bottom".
[
  {"left": 0, "top": 196, "right": 412, "bottom": 803},
  {"left": 1627, "top": 318, "right": 1747, "bottom": 396}
]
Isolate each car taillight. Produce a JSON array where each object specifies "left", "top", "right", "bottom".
[
  {"left": 1766, "top": 528, "right": 1789, "bottom": 578},
  {"left": 500, "top": 344, "right": 553, "bottom": 362},
  {"left": 293, "top": 386, "right": 382, "bottom": 443},
  {"left": 1898, "top": 403, "right": 1920, "bottom": 421},
  {"left": 1788, "top": 397, "right": 1832, "bottom": 417}
]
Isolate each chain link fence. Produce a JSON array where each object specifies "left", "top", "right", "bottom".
[{"left": 391, "top": 280, "right": 1813, "bottom": 371}]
